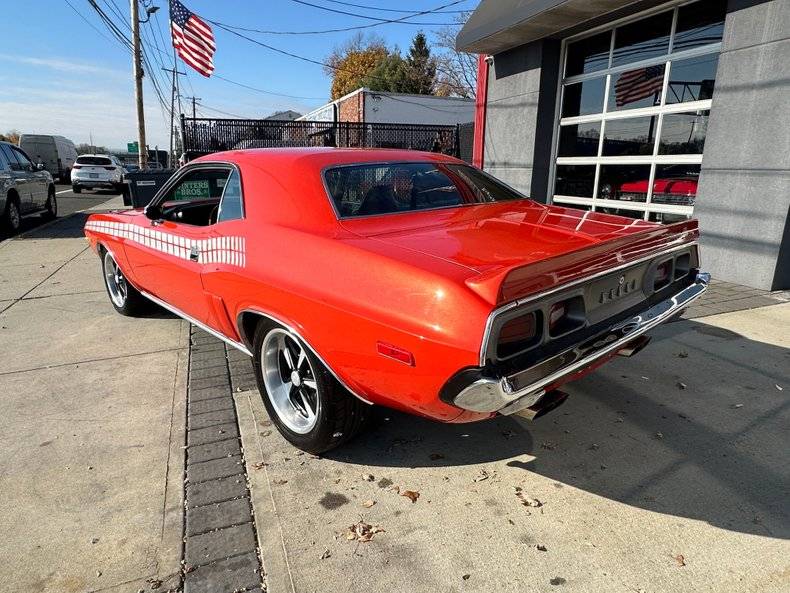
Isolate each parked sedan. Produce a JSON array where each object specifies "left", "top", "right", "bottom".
[
  {"left": 71, "top": 154, "right": 126, "bottom": 193},
  {"left": 0, "top": 141, "right": 57, "bottom": 233},
  {"left": 83, "top": 148, "right": 708, "bottom": 453}
]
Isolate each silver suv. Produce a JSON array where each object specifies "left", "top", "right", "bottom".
[{"left": 0, "top": 141, "right": 56, "bottom": 234}]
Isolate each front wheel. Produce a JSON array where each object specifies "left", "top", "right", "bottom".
[
  {"left": 253, "top": 324, "right": 370, "bottom": 453},
  {"left": 101, "top": 249, "right": 148, "bottom": 316},
  {"left": 72, "top": 185, "right": 82, "bottom": 194}
]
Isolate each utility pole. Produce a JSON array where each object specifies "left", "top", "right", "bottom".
[
  {"left": 184, "top": 96, "right": 201, "bottom": 119},
  {"left": 130, "top": 0, "right": 147, "bottom": 170},
  {"left": 162, "top": 63, "right": 186, "bottom": 168}
]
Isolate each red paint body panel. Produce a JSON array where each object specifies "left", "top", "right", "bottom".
[{"left": 84, "top": 148, "right": 699, "bottom": 423}]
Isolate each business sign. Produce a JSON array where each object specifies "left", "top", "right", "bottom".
[{"left": 173, "top": 179, "right": 210, "bottom": 201}]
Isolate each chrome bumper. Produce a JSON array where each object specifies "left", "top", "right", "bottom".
[{"left": 453, "top": 272, "right": 710, "bottom": 414}]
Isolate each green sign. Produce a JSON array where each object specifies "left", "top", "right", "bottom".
[
  {"left": 127, "top": 141, "right": 139, "bottom": 153},
  {"left": 174, "top": 179, "right": 210, "bottom": 201}
]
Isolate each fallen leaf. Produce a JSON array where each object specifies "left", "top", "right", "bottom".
[
  {"left": 536, "top": 544, "right": 548, "bottom": 552},
  {"left": 676, "top": 381, "right": 687, "bottom": 390},
  {"left": 501, "top": 430, "right": 516, "bottom": 439},
  {"left": 641, "top": 376, "right": 650, "bottom": 381},
  {"left": 319, "top": 548, "right": 331, "bottom": 560},
  {"left": 540, "top": 441, "right": 557, "bottom": 450},
  {"left": 732, "top": 403, "right": 744, "bottom": 409},
  {"left": 676, "top": 351, "right": 689, "bottom": 358},
  {"left": 549, "top": 577, "right": 566, "bottom": 586},
  {"left": 361, "top": 499, "right": 376, "bottom": 508},
  {"left": 674, "top": 554, "right": 686, "bottom": 567},
  {"left": 655, "top": 432, "right": 664, "bottom": 439},
  {"left": 429, "top": 453, "right": 445, "bottom": 461},
  {"left": 473, "top": 469, "right": 490, "bottom": 482},
  {"left": 252, "top": 462, "right": 268, "bottom": 470},
  {"left": 776, "top": 384, "right": 783, "bottom": 391},
  {"left": 346, "top": 521, "right": 385, "bottom": 543},
  {"left": 588, "top": 443, "right": 600, "bottom": 451},
  {"left": 362, "top": 473, "right": 375, "bottom": 482},
  {"left": 273, "top": 479, "right": 288, "bottom": 485},
  {"left": 462, "top": 574, "right": 471, "bottom": 581},
  {"left": 401, "top": 490, "right": 420, "bottom": 503}
]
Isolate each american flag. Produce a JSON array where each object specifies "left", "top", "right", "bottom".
[
  {"left": 614, "top": 65, "right": 664, "bottom": 107},
  {"left": 170, "top": 0, "right": 215, "bottom": 77}
]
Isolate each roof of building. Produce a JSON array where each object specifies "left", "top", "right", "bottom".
[{"left": 457, "top": 0, "right": 663, "bottom": 55}]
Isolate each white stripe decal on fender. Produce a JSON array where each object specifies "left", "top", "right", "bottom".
[{"left": 84, "top": 221, "right": 247, "bottom": 269}]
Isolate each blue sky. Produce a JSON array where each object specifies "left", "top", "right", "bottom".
[{"left": 1, "top": 0, "right": 477, "bottom": 149}]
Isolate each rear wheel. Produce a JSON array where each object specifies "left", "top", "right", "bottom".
[
  {"left": 1, "top": 197, "right": 21, "bottom": 234},
  {"left": 72, "top": 185, "right": 82, "bottom": 194},
  {"left": 43, "top": 187, "right": 57, "bottom": 220},
  {"left": 252, "top": 323, "right": 370, "bottom": 453},
  {"left": 101, "top": 249, "right": 148, "bottom": 316}
]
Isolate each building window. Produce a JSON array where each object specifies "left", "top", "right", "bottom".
[{"left": 551, "top": 0, "right": 725, "bottom": 221}]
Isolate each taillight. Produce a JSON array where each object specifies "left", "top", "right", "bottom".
[
  {"left": 73, "top": 165, "right": 82, "bottom": 169},
  {"left": 104, "top": 166, "right": 116, "bottom": 171},
  {"left": 654, "top": 260, "right": 672, "bottom": 291},
  {"left": 548, "top": 296, "right": 585, "bottom": 337},
  {"left": 497, "top": 311, "right": 541, "bottom": 359}
]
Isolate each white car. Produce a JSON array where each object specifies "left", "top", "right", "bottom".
[{"left": 71, "top": 154, "right": 126, "bottom": 193}]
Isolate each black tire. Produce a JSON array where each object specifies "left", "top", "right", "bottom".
[
  {"left": 43, "top": 187, "right": 57, "bottom": 220},
  {"left": 100, "top": 248, "right": 149, "bottom": 316},
  {"left": 252, "top": 321, "right": 370, "bottom": 454},
  {"left": 1, "top": 195, "right": 21, "bottom": 235},
  {"left": 113, "top": 183, "right": 124, "bottom": 194},
  {"left": 72, "top": 185, "right": 82, "bottom": 194}
]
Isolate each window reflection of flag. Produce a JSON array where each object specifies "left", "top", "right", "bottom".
[{"left": 614, "top": 65, "right": 664, "bottom": 106}]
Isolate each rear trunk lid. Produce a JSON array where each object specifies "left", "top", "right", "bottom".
[{"left": 341, "top": 201, "right": 699, "bottom": 305}]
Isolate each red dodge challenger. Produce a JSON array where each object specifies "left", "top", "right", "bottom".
[{"left": 84, "top": 148, "right": 709, "bottom": 452}]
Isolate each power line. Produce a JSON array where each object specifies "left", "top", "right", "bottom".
[
  {"left": 212, "top": 74, "right": 326, "bottom": 101},
  {"left": 212, "top": 21, "right": 471, "bottom": 95},
  {"left": 62, "top": 0, "right": 118, "bottom": 46},
  {"left": 319, "top": 0, "right": 472, "bottom": 14},
  {"left": 206, "top": 0, "right": 465, "bottom": 35},
  {"left": 287, "top": 0, "right": 463, "bottom": 24}
]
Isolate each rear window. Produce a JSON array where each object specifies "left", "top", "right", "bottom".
[
  {"left": 323, "top": 162, "right": 526, "bottom": 218},
  {"left": 76, "top": 156, "right": 112, "bottom": 166}
]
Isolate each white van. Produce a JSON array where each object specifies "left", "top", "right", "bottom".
[{"left": 18, "top": 135, "right": 77, "bottom": 182}]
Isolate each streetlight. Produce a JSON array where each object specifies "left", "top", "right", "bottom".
[{"left": 139, "top": 4, "right": 159, "bottom": 23}]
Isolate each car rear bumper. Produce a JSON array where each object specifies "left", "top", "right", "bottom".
[{"left": 446, "top": 271, "right": 710, "bottom": 415}]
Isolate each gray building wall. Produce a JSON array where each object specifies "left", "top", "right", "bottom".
[
  {"left": 482, "top": 40, "right": 560, "bottom": 202},
  {"left": 694, "top": 0, "right": 790, "bottom": 290}
]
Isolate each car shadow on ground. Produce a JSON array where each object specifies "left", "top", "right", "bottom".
[{"left": 324, "top": 319, "right": 790, "bottom": 539}]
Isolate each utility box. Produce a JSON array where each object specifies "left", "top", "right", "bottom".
[{"left": 124, "top": 169, "right": 175, "bottom": 208}]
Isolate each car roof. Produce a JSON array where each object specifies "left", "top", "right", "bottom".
[
  {"left": 193, "top": 147, "right": 465, "bottom": 170},
  {"left": 77, "top": 154, "right": 113, "bottom": 158}
]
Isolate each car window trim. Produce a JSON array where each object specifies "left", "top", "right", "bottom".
[
  {"left": 145, "top": 161, "right": 245, "bottom": 227},
  {"left": 320, "top": 160, "right": 532, "bottom": 221}
]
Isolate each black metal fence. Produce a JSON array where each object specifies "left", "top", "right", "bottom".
[{"left": 180, "top": 116, "right": 474, "bottom": 162}]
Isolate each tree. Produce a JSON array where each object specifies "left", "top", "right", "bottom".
[
  {"left": 363, "top": 54, "right": 412, "bottom": 93},
  {"left": 325, "top": 33, "right": 390, "bottom": 100},
  {"left": 406, "top": 33, "right": 436, "bottom": 95},
  {"left": 76, "top": 143, "right": 109, "bottom": 155},
  {"left": 433, "top": 13, "right": 477, "bottom": 98},
  {"left": 0, "top": 130, "right": 21, "bottom": 144}
]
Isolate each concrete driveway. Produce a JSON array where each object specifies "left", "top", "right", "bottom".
[
  {"left": 0, "top": 202, "right": 188, "bottom": 593},
  {"left": 237, "top": 304, "right": 790, "bottom": 593}
]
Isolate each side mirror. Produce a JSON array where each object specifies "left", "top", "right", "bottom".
[
  {"left": 36, "top": 163, "right": 45, "bottom": 171},
  {"left": 144, "top": 203, "right": 162, "bottom": 219}
]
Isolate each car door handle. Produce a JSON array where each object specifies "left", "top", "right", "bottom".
[{"left": 189, "top": 246, "right": 200, "bottom": 261}]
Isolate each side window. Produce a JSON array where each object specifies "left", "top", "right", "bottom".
[
  {"left": 0, "top": 144, "right": 20, "bottom": 171},
  {"left": 0, "top": 146, "right": 8, "bottom": 171},
  {"left": 217, "top": 169, "right": 243, "bottom": 222},
  {"left": 11, "top": 147, "right": 33, "bottom": 170},
  {"left": 156, "top": 167, "right": 231, "bottom": 226}
]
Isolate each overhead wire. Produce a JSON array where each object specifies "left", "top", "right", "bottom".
[{"left": 206, "top": 0, "right": 466, "bottom": 35}]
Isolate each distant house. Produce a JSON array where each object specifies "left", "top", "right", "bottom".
[
  {"left": 297, "top": 88, "right": 474, "bottom": 126},
  {"left": 264, "top": 110, "right": 302, "bottom": 121}
]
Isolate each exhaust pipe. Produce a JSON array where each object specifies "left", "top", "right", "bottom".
[
  {"left": 617, "top": 334, "right": 651, "bottom": 357},
  {"left": 512, "top": 389, "right": 569, "bottom": 421}
]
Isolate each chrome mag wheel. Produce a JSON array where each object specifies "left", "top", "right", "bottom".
[
  {"left": 103, "top": 251, "right": 128, "bottom": 308},
  {"left": 261, "top": 328, "right": 320, "bottom": 434},
  {"left": 8, "top": 201, "right": 20, "bottom": 230}
]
